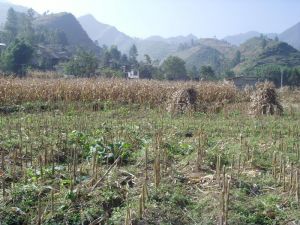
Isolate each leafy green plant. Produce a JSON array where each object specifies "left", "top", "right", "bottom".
[
  {"left": 90, "top": 140, "right": 133, "bottom": 163},
  {"left": 163, "top": 141, "right": 194, "bottom": 156}
]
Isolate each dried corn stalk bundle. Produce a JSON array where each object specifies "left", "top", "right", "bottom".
[
  {"left": 167, "top": 88, "right": 198, "bottom": 114},
  {"left": 249, "top": 82, "right": 283, "bottom": 116}
]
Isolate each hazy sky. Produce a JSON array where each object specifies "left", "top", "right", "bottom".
[{"left": 9, "top": 0, "right": 300, "bottom": 39}]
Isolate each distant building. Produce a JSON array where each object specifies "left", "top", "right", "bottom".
[
  {"left": 127, "top": 70, "right": 140, "bottom": 79},
  {"left": 226, "top": 76, "right": 260, "bottom": 89},
  {"left": 0, "top": 43, "right": 6, "bottom": 47}
]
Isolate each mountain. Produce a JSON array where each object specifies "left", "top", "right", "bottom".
[
  {"left": 279, "top": 22, "right": 300, "bottom": 50},
  {"left": 170, "top": 36, "right": 300, "bottom": 75},
  {"left": 145, "top": 34, "right": 197, "bottom": 45},
  {"left": 78, "top": 14, "right": 135, "bottom": 53},
  {"left": 233, "top": 37, "right": 300, "bottom": 74},
  {"left": 224, "top": 31, "right": 277, "bottom": 46},
  {"left": 78, "top": 14, "right": 198, "bottom": 60},
  {"left": 223, "top": 23, "right": 300, "bottom": 65},
  {"left": 136, "top": 34, "right": 197, "bottom": 60},
  {"left": 134, "top": 34, "right": 198, "bottom": 60},
  {"left": 0, "top": 0, "right": 29, "bottom": 28},
  {"left": 223, "top": 31, "right": 261, "bottom": 46},
  {"left": 34, "top": 12, "right": 99, "bottom": 53},
  {"left": 135, "top": 39, "right": 178, "bottom": 61},
  {"left": 172, "top": 38, "right": 237, "bottom": 72}
]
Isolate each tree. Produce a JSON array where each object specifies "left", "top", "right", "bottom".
[
  {"left": 129, "top": 44, "right": 138, "bottom": 66},
  {"left": 64, "top": 49, "right": 98, "bottom": 77},
  {"left": 261, "top": 38, "right": 267, "bottom": 49},
  {"left": 232, "top": 50, "right": 241, "bottom": 66},
  {"left": 139, "top": 58, "right": 159, "bottom": 79},
  {"left": 223, "top": 70, "right": 235, "bottom": 78},
  {"left": 287, "top": 68, "right": 300, "bottom": 86},
  {"left": 200, "top": 65, "right": 215, "bottom": 80},
  {"left": 108, "top": 46, "right": 121, "bottom": 69},
  {"left": 3, "top": 8, "right": 36, "bottom": 44},
  {"left": 4, "top": 8, "right": 19, "bottom": 42},
  {"left": 187, "top": 66, "right": 199, "bottom": 80},
  {"left": 109, "top": 46, "right": 121, "bottom": 62},
  {"left": 255, "top": 64, "right": 282, "bottom": 86},
  {"left": 27, "top": 8, "right": 35, "bottom": 19},
  {"left": 99, "top": 67, "right": 124, "bottom": 78},
  {"left": 120, "top": 54, "right": 129, "bottom": 66},
  {"left": 0, "top": 39, "right": 33, "bottom": 75},
  {"left": 101, "top": 50, "right": 111, "bottom": 68},
  {"left": 100, "top": 46, "right": 123, "bottom": 70},
  {"left": 0, "top": 30, "right": 10, "bottom": 44},
  {"left": 18, "top": 13, "right": 35, "bottom": 44},
  {"left": 161, "top": 56, "right": 188, "bottom": 80},
  {"left": 144, "top": 54, "right": 152, "bottom": 65}
]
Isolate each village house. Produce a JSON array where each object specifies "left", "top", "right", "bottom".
[{"left": 127, "top": 70, "right": 140, "bottom": 79}]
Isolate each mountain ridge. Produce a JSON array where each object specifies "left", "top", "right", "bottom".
[
  {"left": 279, "top": 22, "right": 300, "bottom": 50},
  {"left": 233, "top": 37, "right": 300, "bottom": 74},
  {"left": 223, "top": 31, "right": 277, "bottom": 46},
  {"left": 78, "top": 14, "right": 198, "bottom": 59},
  {"left": 78, "top": 14, "right": 134, "bottom": 53},
  {"left": 34, "top": 12, "right": 100, "bottom": 53}
]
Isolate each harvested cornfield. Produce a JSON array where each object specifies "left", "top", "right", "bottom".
[
  {"left": 167, "top": 88, "right": 198, "bottom": 114},
  {"left": 249, "top": 82, "right": 283, "bottom": 116},
  {"left": 1, "top": 76, "right": 300, "bottom": 225},
  {"left": 0, "top": 77, "right": 238, "bottom": 106}
]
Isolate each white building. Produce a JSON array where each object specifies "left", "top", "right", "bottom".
[{"left": 127, "top": 70, "right": 139, "bottom": 79}]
